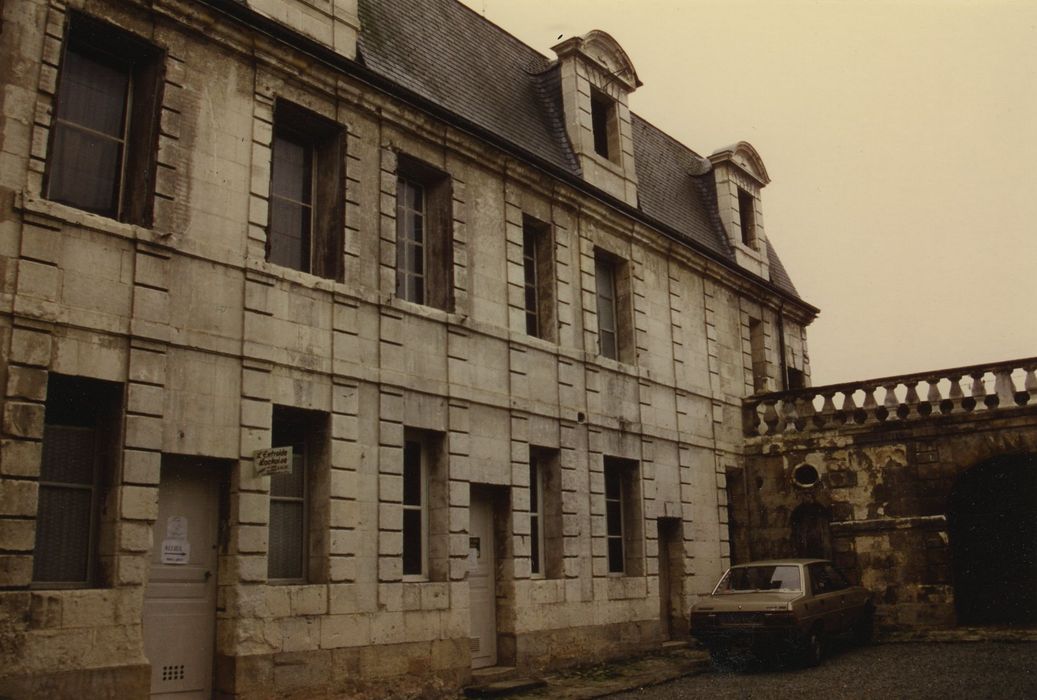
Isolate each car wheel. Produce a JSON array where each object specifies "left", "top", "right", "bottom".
[
  {"left": 852, "top": 607, "right": 875, "bottom": 645},
  {"left": 801, "top": 629, "right": 824, "bottom": 667}
]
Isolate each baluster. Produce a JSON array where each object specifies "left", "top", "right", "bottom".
[
  {"left": 879, "top": 383, "right": 898, "bottom": 422},
  {"left": 836, "top": 390, "right": 855, "bottom": 426},
  {"left": 901, "top": 382, "right": 920, "bottom": 419},
  {"left": 860, "top": 385, "right": 878, "bottom": 424},
  {"left": 814, "top": 391, "right": 836, "bottom": 429},
  {"left": 943, "top": 374, "right": 963, "bottom": 414},
  {"left": 1024, "top": 365, "right": 1037, "bottom": 406},
  {"left": 923, "top": 378, "right": 941, "bottom": 417},
  {"left": 783, "top": 397, "right": 800, "bottom": 433},
  {"left": 993, "top": 369, "right": 1014, "bottom": 409},
  {"left": 967, "top": 371, "right": 986, "bottom": 411},
  {"left": 762, "top": 400, "right": 780, "bottom": 435}
]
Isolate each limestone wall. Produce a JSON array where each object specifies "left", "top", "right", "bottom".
[{"left": 0, "top": 0, "right": 812, "bottom": 696}]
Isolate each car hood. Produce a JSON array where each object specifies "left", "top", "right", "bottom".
[{"left": 691, "top": 591, "right": 803, "bottom": 612}]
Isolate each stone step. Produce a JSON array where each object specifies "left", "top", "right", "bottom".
[{"left": 463, "top": 675, "right": 546, "bottom": 698}]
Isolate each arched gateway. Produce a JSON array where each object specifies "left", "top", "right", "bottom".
[{"left": 947, "top": 454, "right": 1037, "bottom": 626}]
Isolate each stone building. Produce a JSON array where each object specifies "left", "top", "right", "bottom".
[{"left": 0, "top": 0, "right": 815, "bottom": 697}]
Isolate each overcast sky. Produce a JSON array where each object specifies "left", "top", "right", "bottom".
[{"left": 457, "top": 0, "right": 1037, "bottom": 386}]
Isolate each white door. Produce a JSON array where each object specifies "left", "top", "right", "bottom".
[
  {"left": 469, "top": 493, "right": 497, "bottom": 669},
  {"left": 143, "top": 458, "right": 220, "bottom": 698}
]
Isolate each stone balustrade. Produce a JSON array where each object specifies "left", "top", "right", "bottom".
[{"left": 745, "top": 357, "right": 1037, "bottom": 436}]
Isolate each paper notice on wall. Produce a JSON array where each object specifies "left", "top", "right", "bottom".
[
  {"left": 254, "top": 446, "right": 293, "bottom": 477},
  {"left": 166, "top": 515, "right": 188, "bottom": 540},
  {"left": 161, "top": 539, "right": 191, "bottom": 565}
]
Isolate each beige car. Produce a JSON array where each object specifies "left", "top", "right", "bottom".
[{"left": 689, "top": 559, "right": 873, "bottom": 667}]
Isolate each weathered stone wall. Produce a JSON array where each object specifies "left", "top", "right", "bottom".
[
  {"left": 0, "top": 0, "right": 813, "bottom": 697},
  {"left": 737, "top": 403, "right": 1037, "bottom": 631}
]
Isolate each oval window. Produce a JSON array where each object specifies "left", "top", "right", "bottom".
[{"left": 793, "top": 463, "right": 820, "bottom": 488}]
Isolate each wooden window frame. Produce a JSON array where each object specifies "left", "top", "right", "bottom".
[
  {"left": 604, "top": 456, "right": 643, "bottom": 577},
  {"left": 590, "top": 88, "right": 619, "bottom": 163},
  {"left": 396, "top": 155, "right": 453, "bottom": 311},
  {"left": 44, "top": 12, "right": 165, "bottom": 226},
  {"left": 738, "top": 187, "right": 756, "bottom": 248},
  {"left": 267, "top": 100, "right": 345, "bottom": 281},
  {"left": 402, "top": 435, "right": 429, "bottom": 580},
  {"left": 522, "top": 215, "right": 555, "bottom": 341},
  {"left": 32, "top": 375, "right": 122, "bottom": 589},
  {"left": 529, "top": 455, "right": 544, "bottom": 577}
]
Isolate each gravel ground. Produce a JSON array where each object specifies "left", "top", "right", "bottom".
[{"left": 610, "top": 642, "right": 1037, "bottom": 700}]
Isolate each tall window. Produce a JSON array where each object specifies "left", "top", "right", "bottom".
[
  {"left": 604, "top": 457, "right": 643, "bottom": 576},
  {"left": 529, "top": 456, "right": 544, "bottom": 576},
  {"left": 738, "top": 187, "right": 756, "bottom": 247},
  {"left": 33, "top": 375, "right": 122, "bottom": 587},
  {"left": 268, "top": 405, "right": 329, "bottom": 583},
  {"left": 45, "top": 13, "right": 164, "bottom": 224},
  {"left": 605, "top": 465, "right": 625, "bottom": 574},
  {"left": 595, "top": 252, "right": 620, "bottom": 360},
  {"left": 522, "top": 215, "right": 555, "bottom": 340},
  {"left": 749, "top": 317, "right": 768, "bottom": 393},
  {"left": 268, "top": 101, "right": 344, "bottom": 279},
  {"left": 590, "top": 88, "right": 618, "bottom": 162},
  {"left": 402, "top": 436, "right": 427, "bottom": 578},
  {"left": 396, "top": 177, "right": 426, "bottom": 304},
  {"left": 395, "top": 156, "right": 453, "bottom": 310}
]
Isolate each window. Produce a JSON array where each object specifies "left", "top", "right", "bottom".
[
  {"left": 400, "top": 430, "right": 448, "bottom": 580},
  {"left": 522, "top": 215, "right": 555, "bottom": 340},
  {"left": 33, "top": 375, "right": 122, "bottom": 587},
  {"left": 402, "top": 437, "right": 427, "bottom": 578},
  {"left": 268, "top": 405, "right": 329, "bottom": 583},
  {"left": 604, "top": 457, "right": 642, "bottom": 576},
  {"left": 45, "top": 13, "right": 164, "bottom": 224},
  {"left": 590, "top": 88, "right": 618, "bottom": 162},
  {"left": 529, "top": 447, "right": 563, "bottom": 578},
  {"left": 595, "top": 254, "right": 618, "bottom": 360},
  {"left": 529, "top": 457, "right": 544, "bottom": 576},
  {"left": 594, "top": 251, "right": 632, "bottom": 362},
  {"left": 737, "top": 187, "right": 756, "bottom": 247},
  {"left": 749, "top": 317, "right": 768, "bottom": 393},
  {"left": 268, "top": 101, "right": 345, "bottom": 279},
  {"left": 396, "top": 156, "right": 453, "bottom": 310}
]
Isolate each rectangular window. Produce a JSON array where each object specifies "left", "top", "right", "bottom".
[
  {"left": 749, "top": 317, "right": 768, "bottom": 393},
  {"left": 268, "top": 101, "right": 345, "bottom": 280},
  {"left": 268, "top": 405, "right": 329, "bottom": 583},
  {"left": 590, "top": 88, "right": 618, "bottom": 162},
  {"left": 593, "top": 250, "right": 633, "bottom": 363},
  {"left": 603, "top": 457, "right": 643, "bottom": 576},
  {"left": 529, "top": 456, "right": 544, "bottom": 576},
  {"left": 605, "top": 466, "right": 624, "bottom": 574},
  {"left": 402, "top": 437, "right": 427, "bottom": 578},
  {"left": 45, "top": 13, "right": 164, "bottom": 225},
  {"left": 33, "top": 375, "right": 122, "bottom": 588},
  {"left": 522, "top": 215, "right": 555, "bottom": 340},
  {"left": 738, "top": 187, "right": 756, "bottom": 247},
  {"left": 396, "top": 156, "right": 453, "bottom": 311}
]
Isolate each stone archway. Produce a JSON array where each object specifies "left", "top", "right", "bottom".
[
  {"left": 790, "top": 503, "right": 832, "bottom": 559},
  {"left": 947, "top": 454, "right": 1037, "bottom": 626}
]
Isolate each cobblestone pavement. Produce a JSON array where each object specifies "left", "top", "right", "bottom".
[{"left": 609, "top": 641, "right": 1037, "bottom": 700}]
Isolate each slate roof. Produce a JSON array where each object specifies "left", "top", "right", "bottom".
[{"left": 356, "top": 0, "right": 803, "bottom": 300}]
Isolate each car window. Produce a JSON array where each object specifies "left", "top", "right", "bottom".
[
  {"left": 823, "top": 564, "right": 850, "bottom": 591},
  {"left": 716, "top": 565, "right": 802, "bottom": 593},
  {"left": 809, "top": 563, "right": 830, "bottom": 595}
]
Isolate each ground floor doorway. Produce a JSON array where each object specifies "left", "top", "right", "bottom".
[
  {"left": 469, "top": 487, "right": 499, "bottom": 668},
  {"left": 656, "top": 518, "right": 685, "bottom": 639},
  {"left": 143, "top": 456, "right": 225, "bottom": 698}
]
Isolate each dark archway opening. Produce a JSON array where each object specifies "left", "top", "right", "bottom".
[
  {"left": 790, "top": 503, "right": 832, "bottom": 559},
  {"left": 948, "top": 454, "right": 1037, "bottom": 626}
]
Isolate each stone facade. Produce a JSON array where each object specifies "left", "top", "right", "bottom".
[
  {"left": 0, "top": 0, "right": 814, "bottom": 697},
  {"left": 736, "top": 359, "right": 1037, "bottom": 632}
]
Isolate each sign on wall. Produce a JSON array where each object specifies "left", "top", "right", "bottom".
[{"left": 254, "top": 446, "right": 293, "bottom": 477}]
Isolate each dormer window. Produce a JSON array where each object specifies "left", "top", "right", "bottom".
[
  {"left": 738, "top": 187, "right": 756, "bottom": 247},
  {"left": 590, "top": 89, "right": 617, "bottom": 162},
  {"left": 552, "top": 31, "right": 641, "bottom": 206}
]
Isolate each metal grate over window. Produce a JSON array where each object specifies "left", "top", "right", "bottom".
[{"left": 33, "top": 425, "right": 98, "bottom": 585}]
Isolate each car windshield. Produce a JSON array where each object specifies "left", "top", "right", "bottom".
[{"left": 715, "top": 565, "right": 802, "bottom": 593}]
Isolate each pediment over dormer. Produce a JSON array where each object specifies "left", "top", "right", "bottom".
[
  {"left": 552, "top": 30, "right": 642, "bottom": 91},
  {"left": 709, "top": 141, "right": 770, "bottom": 186}
]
